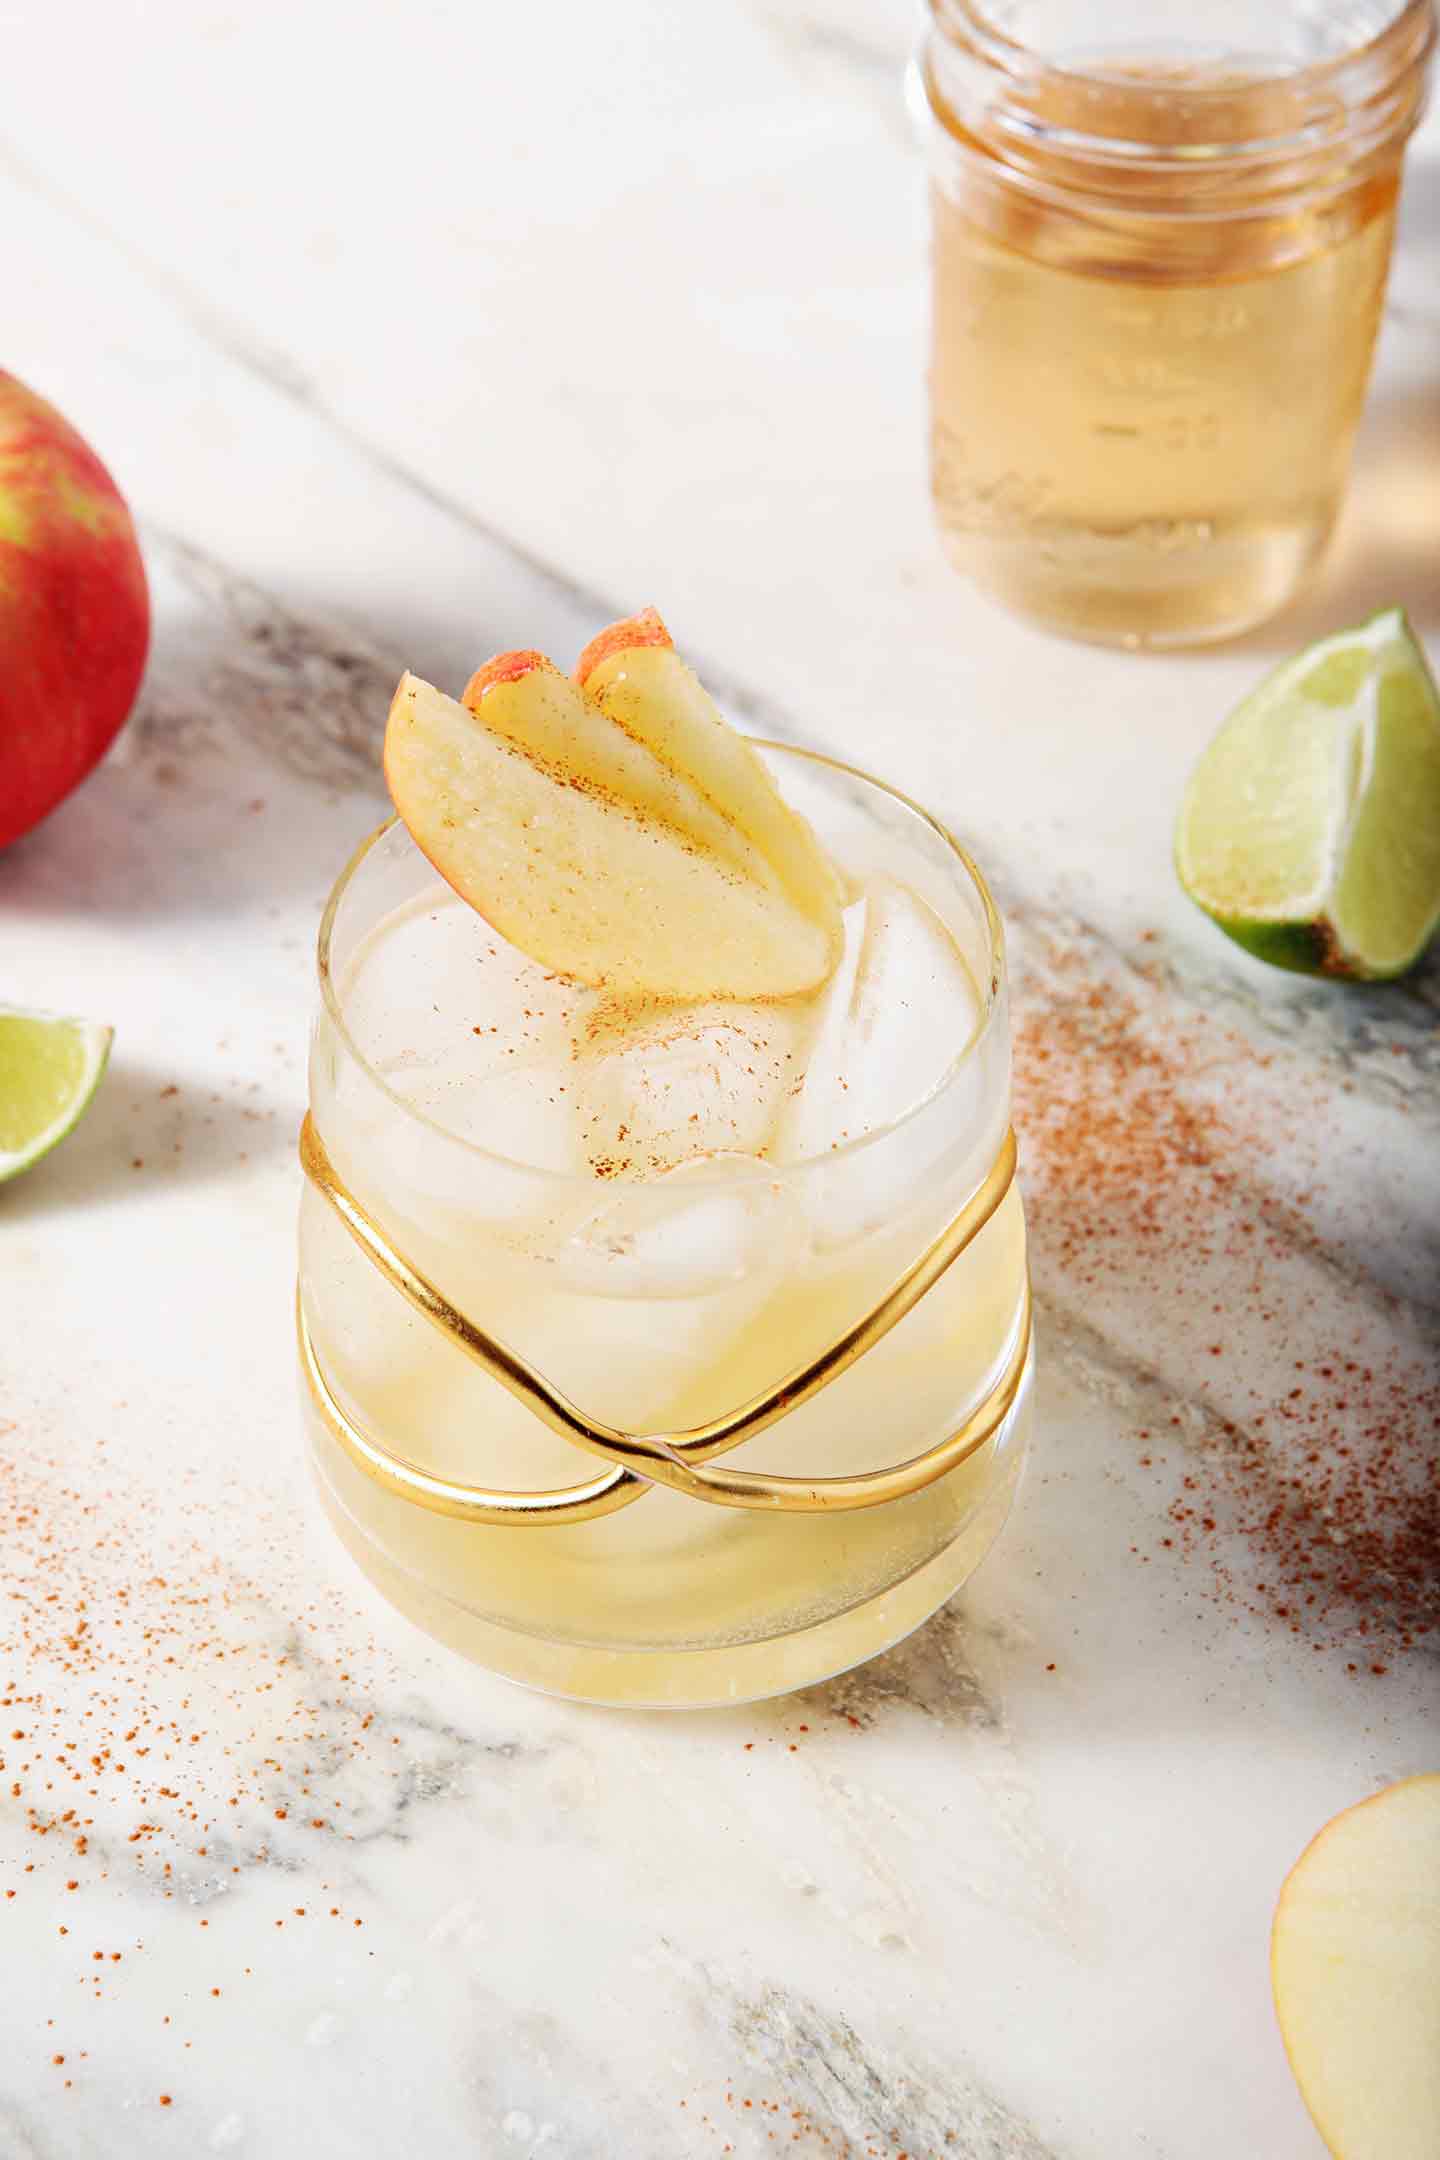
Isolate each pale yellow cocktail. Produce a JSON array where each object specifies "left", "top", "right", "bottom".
[{"left": 298, "top": 619, "right": 1031, "bottom": 1705}]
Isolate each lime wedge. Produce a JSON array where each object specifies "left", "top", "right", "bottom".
[
  {"left": 1176, "top": 608, "right": 1440, "bottom": 980},
  {"left": 0, "top": 1008, "right": 113, "bottom": 1183}
]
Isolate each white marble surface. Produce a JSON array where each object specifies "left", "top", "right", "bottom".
[{"left": 2, "top": 5, "right": 1437, "bottom": 2154}]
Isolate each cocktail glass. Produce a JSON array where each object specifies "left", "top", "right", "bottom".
[{"left": 298, "top": 745, "right": 1032, "bottom": 1707}]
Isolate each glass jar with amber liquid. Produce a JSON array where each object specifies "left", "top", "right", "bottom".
[{"left": 920, "top": 0, "right": 1435, "bottom": 648}]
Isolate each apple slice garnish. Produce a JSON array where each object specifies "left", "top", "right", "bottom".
[
  {"left": 575, "top": 610, "right": 846, "bottom": 941},
  {"left": 1271, "top": 1773, "right": 1440, "bottom": 2160},
  {"left": 461, "top": 646, "right": 769, "bottom": 891},
  {"left": 384, "top": 661, "right": 840, "bottom": 1000}
]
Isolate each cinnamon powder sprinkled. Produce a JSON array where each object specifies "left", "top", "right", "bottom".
[
  {"left": 682, "top": 2086, "right": 921, "bottom": 2157},
  {"left": 572, "top": 995, "right": 802, "bottom": 1179},
  {"left": 0, "top": 1424, "right": 420, "bottom": 2086},
  {"left": 1012, "top": 927, "right": 1438, "bottom": 1656},
  {"left": 0, "top": 1429, "right": 438, "bottom": 1966}
]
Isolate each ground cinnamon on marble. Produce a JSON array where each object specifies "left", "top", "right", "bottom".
[
  {"left": 0, "top": 1429, "right": 415, "bottom": 2082},
  {"left": 1011, "top": 925, "right": 1438, "bottom": 1657}
]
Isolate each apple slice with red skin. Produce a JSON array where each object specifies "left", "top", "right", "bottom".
[
  {"left": 384, "top": 665, "right": 839, "bottom": 999},
  {"left": 1271, "top": 1773, "right": 1440, "bottom": 2160},
  {"left": 572, "top": 606, "right": 673, "bottom": 680},
  {"left": 461, "top": 646, "right": 773, "bottom": 890},
  {"left": 576, "top": 610, "right": 846, "bottom": 938}
]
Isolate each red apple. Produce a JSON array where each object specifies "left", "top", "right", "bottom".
[{"left": 0, "top": 371, "right": 149, "bottom": 848}]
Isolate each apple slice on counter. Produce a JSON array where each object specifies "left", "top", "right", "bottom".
[
  {"left": 384, "top": 650, "right": 840, "bottom": 1000},
  {"left": 576, "top": 609, "right": 846, "bottom": 938},
  {"left": 1271, "top": 1774, "right": 1440, "bottom": 2160}
]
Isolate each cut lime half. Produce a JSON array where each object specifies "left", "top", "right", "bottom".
[
  {"left": 1176, "top": 608, "right": 1440, "bottom": 980},
  {"left": 0, "top": 1008, "right": 113, "bottom": 1183}
]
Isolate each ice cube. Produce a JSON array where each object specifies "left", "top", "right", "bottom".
[
  {"left": 329, "top": 888, "right": 591, "bottom": 1241},
  {"left": 559, "top": 1152, "right": 808, "bottom": 1300},
  {"left": 395, "top": 1056, "right": 585, "bottom": 1173},
  {"left": 773, "top": 878, "right": 981, "bottom": 1162},
  {"left": 568, "top": 995, "right": 810, "bottom": 1176},
  {"left": 547, "top": 1152, "right": 812, "bottom": 1432},
  {"left": 340, "top": 884, "right": 589, "bottom": 1095}
]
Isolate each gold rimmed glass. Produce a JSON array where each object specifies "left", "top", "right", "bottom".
[{"left": 297, "top": 746, "right": 1034, "bottom": 1707}]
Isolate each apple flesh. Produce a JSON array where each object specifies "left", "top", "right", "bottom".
[
  {"left": 1272, "top": 1774, "right": 1440, "bottom": 2160},
  {"left": 384, "top": 665, "right": 839, "bottom": 999},
  {"left": 576, "top": 609, "right": 845, "bottom": 939},
  {"left": 462, "top": 647, "right": 772, "bottom": 889},
  {"left": 0, "top": 372, "right": 149, "bottom": 848}
]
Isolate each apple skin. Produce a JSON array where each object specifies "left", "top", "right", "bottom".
[
  {"left": 461, "top": 649, "right": 551, "bottom": 705},
  {"left": 0, "top": 370, "right": 149, "bottom": 849},
  {"left": 574, "top": 607, "right": 672, "bottom": 687}
]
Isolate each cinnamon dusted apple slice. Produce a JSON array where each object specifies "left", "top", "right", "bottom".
[
  {"left": 384, "top": 665, "right": 839, "bottom": 999},
  {"left": 462, "top": 647, "right": 769, "bottom": 888},
  {"left": 576, "top": 610, "right": 846, "bottom": 939}
]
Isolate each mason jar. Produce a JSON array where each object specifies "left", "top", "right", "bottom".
[{"left": 919, "top": 0, "right": 1435, "bottom": 647}]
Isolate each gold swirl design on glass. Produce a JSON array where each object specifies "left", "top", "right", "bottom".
[{"left": 297, "top": 1112, "right": 1030, "bottom": 1525}]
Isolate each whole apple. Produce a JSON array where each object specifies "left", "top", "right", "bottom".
[{"left": 0, "top": 371, "right": 149, "bottom": 848}]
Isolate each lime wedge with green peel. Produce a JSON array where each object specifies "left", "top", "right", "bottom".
[
  {"left": 0, "top": 1008, "right": 113, "bottom": 1183},
  {"left": 1176, "top": 608, "right": 1440, "bottom": 980}
]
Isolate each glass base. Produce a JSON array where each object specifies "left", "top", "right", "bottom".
[
  {"left": 939, "top": 514, "right": 1332, "bottom": 651},
  {"left": 307, "top": 1364, "right": 1033, "bottom": 1710}
]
